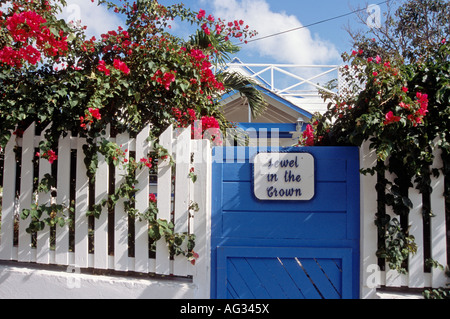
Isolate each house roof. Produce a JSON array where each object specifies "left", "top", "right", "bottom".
[{"left": 219, "top": 58, "right": 337, "bottom": 126}]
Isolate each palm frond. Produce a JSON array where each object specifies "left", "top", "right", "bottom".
[{"left": 220, "top": 70, "right": 267, "bottom": 118}]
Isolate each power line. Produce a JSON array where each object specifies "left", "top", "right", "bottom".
[{"left": 239, "top": 0, "right": 391, "bottom": 45}]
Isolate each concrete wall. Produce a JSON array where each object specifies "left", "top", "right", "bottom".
[{"left": 0, "top": 263, "right": 198, "bottom": 299}]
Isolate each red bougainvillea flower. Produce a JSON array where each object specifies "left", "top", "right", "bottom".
[
  {"left": 80, "top": 108, "right": 102, "bottom": 129},
  {"left": 97, "top": 60, "right": 110, "bottom": 75},
  {"left": 113, "top": 59, "right": 130, "bottom": 75},
  {"left": 190, "top": 251, "right": 199, "bottom": 265},
  {"left": 375, "top": 55, "right": 382, "bottom": 64},
  {"left": 89, "top": 107, "right": 101, "bottom": 120},
  {"left": 36, "top": 149, "right": 58, "bottom": 164},
  {"left": 302, "top": 124, "right": 315, "bottom": 146},
  {"left": 383, "top": 111, "right": 401, "bottom": 125},
  {"left": 197, "top": 9, "right": 205, "bottom": 20},
  {"left": 0, "top": 10, "right": 68, "bottom": 68},
  {"left": 140, "top": 157, "right": 153, "bottom": 169}
]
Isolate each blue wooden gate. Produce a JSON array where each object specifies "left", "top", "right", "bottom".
[{"left": 211, "top": 146, "right": 360, "bottom": 299}]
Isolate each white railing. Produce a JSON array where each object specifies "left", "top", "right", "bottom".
[
  {"left": 0, "top": 123, "right": 211, "bottom": 297},
  {"left": 222, "top": 61, "right": 340, "bottom": 98},
  {"left": 360, "top": 140, "right": 448, "bottom": 298}
]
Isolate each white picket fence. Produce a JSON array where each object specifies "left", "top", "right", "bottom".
[
  {"left": 360, "top": 140, "right": 448, "bottom": 298},
  {"left": 1, "top": 123, "right": 448, "bottom": 299},
  {"left": 0, "top": 122, "right": 211, "bottom": 298}
]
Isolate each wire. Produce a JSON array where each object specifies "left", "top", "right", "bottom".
[{"left": 239, "top": 0, "right": 391, "bottom": 45}]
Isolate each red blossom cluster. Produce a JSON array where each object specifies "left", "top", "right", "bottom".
[
  {"left": 187, "top": 48, "right": 225, "bottom": 92},
  {"left": 140, "top": 157, "right": 153, "bottom": 169},
  {"left": 410, "top": 92, "right": 429, "bottom": 126},
  {"left": 112, "top": 145, "right": 128, "bottom": 163},
  {"left": 383, "top": 111, "right": 402, "bottom": 125},
  {"left": 97, "top": 60, "right": 110, "bottom": 75},
  {"left": 0, "top": 9, "right": 68, "bottom": 68},
  {"left": 99, "top": 27, "right": 136, "bottom": 56},
  {"left": 36, "top": 149, "right": 58, "bottom": 164},
  {"left": 149, "top": 193, "right": 157, "bottom": 203},
  {"left": 383, "top": 91, "right": 428, "bottom": 126},
  {"left": 171, "top": 107, "right": 222, "bottom": 144},
  {"left": 301, "top": 124, "right": 315, "bottom": 146},
  {"left": 113, "top": 58, "right": 130, "bottom": 75},
  {"left": 151, "top": 69, "right": 176, "bottom": 90},
  {"left": 196, "top": 9, "right": 256, "bottom": 43},
  {"left": 349, "top": 49, "right": 430, "bottom": 128},
  {"left": 190, "top": 251, "right": 199, "bottom": 265},
  {"left": 172, "top": 107, "right": 197, "bottom": 127},
  {"left": 96, "top": 58, "right": 130, "bottom": 76},
  {"left": 80, "top": 107, "right": 102, "bottom": 129},
  {"left": 198, "top": 115, "right": 222, "bottom": 145}
]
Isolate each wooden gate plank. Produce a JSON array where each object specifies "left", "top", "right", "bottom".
[
  {"left": 229, "top": 257, "right": 271, "bottom": 299},
  {"left": 298, "top": 258, "right": 341, "bottom": 299},
  {"left": 280, "top": 258, "right": 321, "bottom": 299}
]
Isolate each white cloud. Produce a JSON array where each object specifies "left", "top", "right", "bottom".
[
  {"left": 212, "top": 0, "right": 339, "bottom": 65},
  {"left": 59, "top": 0, "right": 123, "bottom": 38}
]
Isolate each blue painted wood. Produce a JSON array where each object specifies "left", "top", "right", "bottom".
[
  {"left": 217, "top": 246, "right": 354, "bottom": 299},
  {"left": 222, "top": 211, "right": 348, "bottom": 239},
  {"left": 212, "top": 146, "right": 360, "bottom": 299}
]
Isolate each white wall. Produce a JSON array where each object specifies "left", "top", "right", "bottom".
[{"left": 0, "top": 264, "right": 198, "bottom": 299}]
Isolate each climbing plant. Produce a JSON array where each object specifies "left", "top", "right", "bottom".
[
  {"left": 0, "top": 0, "right": 258, "bottom": 261},
  {"left": 301, "top": 0, "right": 449, "bottom": 274}
]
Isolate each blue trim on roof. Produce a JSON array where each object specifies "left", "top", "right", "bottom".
[
  {"left": 220, "top": 86, "right": 313, "bottom": 119},
  {"left": 221, "top": 58, "right": 313, "bottom": 119},
  {"left": 237, "top": 122, "right": 306, "bottom": 139}
]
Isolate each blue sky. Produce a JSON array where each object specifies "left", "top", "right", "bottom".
[
  {"left": 62, "top": 0, "right": 397, "bottom": 66},
  {"left": 162, "top": 0, "right": 392, "bottom": 65}
]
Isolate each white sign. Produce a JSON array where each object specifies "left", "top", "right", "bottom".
[{"left": 253, "top": 153, "right": 314, "bottom": 200}]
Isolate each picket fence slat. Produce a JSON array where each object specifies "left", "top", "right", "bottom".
[
  {"left": 359, "top": 141, "right": 378, "bottom": 299},
  {"left": 384, "top": 169, "right": 402, "bottom": 288},
  {"left": 94, "top": 127, "right": 110, "bottom": 270},
  {"left": 18, "top": 122, "right": 35, "bottom": 262},
  {"left": 114, "top": 132, "right": 130, "bottom": 272},
  {"left": 55, "top": 134, "right": 71, "bottom": 265},
  {"left": 192, "top": 139, "right": 212, "bottom": 298},
  {"left": 135, "top": 124, "right": 150, "bottom": 273},
  {"left": 0, "top": 131, "right": 17, "bottom": 260},
  {"left": 74, "top": 136, "right": 89, "bottom": 268},
  {"left": 173, "top": 127, "right": 191, "bottom": 277},
  {"left": 430, "top": 147, "right": 446, "bottom": 288},
  {"left": 408, "top": 185, "right": 425, "bottom": 288},
  {"left": 37, "top": 125, "right": 53, "bottom": 265}
]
